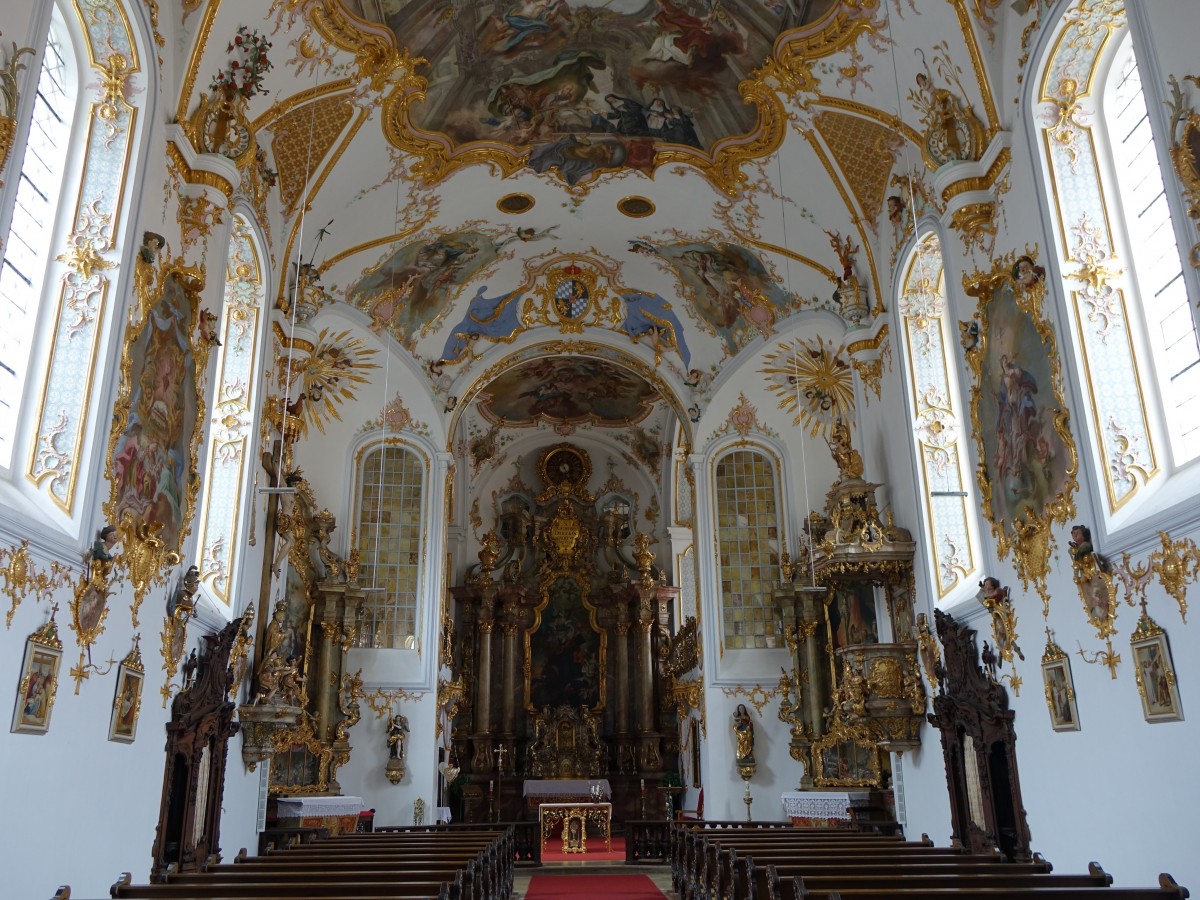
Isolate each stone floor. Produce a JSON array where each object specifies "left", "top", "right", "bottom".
[{"left": 512, "top": 862, "right": 676, "bottom": 899}]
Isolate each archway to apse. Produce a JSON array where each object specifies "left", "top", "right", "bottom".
[{"left": 440, "top": 345, "right": 692, "bottom": 823}]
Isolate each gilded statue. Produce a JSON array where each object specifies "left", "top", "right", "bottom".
[{"left": 826, "top": 420, "right": 864, "bottom": 481}]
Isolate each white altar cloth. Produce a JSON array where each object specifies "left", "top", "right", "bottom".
[
  {"left": 780, "top": 790, "right": 870, "bottom": 821},
  {"left": 276, "top": 795, "right": 364, "bottom": 818},
  {"left": 522, "top": 779, "right": 611, "bottom": 799}
]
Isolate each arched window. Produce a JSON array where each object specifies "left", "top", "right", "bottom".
[
  {"left": 1034, "top": 0, "right": 1197, "bottom": 517},
  {"left": 898, "top": 233, "right": 978, "bottom": 600},
  {"left": 194, "top": 215, "right": 267, "bottom": 607},
  {"left": 713, "top": 447, "right": 782, "bottom": 650},
  {"left": 355, "top": 442, "right": 425, "bottom": 649},
  {"left": 0, "top": 7, "right": 77, "bottom": 468},
  {"left": 1104, "top": 36, "right": 1200, "bottom": 458},
  {"left": 0, "top": 0, "right": 147, "bottom": 516}
]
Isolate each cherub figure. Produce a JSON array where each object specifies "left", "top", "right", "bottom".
[{"left": 198, "top": 309, "right": 222, "bottom": 346}]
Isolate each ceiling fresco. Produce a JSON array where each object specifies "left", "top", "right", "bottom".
[
  {"left": 478, "top": 356, "right": 660, "bottom": 426},
  {"left": 341, "top": 0, "right": 838, "bottom": 185},
  {"left": 174, "top": 0, "right": 1013, "bottom": 452}
]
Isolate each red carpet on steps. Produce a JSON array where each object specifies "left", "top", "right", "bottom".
[
  {"left": 540, "top": 835, "right": 626, "bottom": 862},
  {"left": 524, "top": 874, "right": 667, "bottom": 899}
]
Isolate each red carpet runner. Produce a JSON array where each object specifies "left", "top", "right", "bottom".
[
  {"left": 524, "top": 874, "right": 667, "bottom": 899},
  {"left": 541, "top": 835, "right": 626, "bottom": 863}
]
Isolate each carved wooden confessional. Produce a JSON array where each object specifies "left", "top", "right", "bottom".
[
  {"left": 928, "top": 609, "right": 1032, "bottom": 862},
  {"left": 150, "top": 619, "right": 240, "bottom": 879}
]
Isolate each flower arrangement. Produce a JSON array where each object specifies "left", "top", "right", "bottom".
[{"left": 209, "top": 26, "right": 272, "bottom": 99}]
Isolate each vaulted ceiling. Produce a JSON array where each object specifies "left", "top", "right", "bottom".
[{"left": 176, "top": 0, "right": 1002, "bottom": 448}]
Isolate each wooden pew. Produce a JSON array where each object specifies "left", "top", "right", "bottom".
[
  {"left": 777, "top": 873, "right": 1190, "bottom": 900},
  {"left": 111, "top": 825, "right": 513, "bottom": 900},
  {"left": 773, "top": 865, "right": 1191, "bottom": 900}
]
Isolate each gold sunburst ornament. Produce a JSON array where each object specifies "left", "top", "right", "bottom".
[
  {"left": 275, "top": 327, "right": 379, "bottom": 435},
  {"left": 762, "top": 336, "right": 855, "bottom": 437}
]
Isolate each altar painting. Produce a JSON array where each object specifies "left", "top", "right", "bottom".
[
  {"left": 527, "top": 575, "right": 603, "bottom": 711},
  {"left": 107, "top": 271, "right": 202, "bottom": 555},
  {"left": 341, "top": 0, "right": 828, "bottom": 186},
  {"left": 970, "top": 274, "right": 1075, "bottom": 540},
  {"left": 827, "top": 583, "right": 879, "bottom": 654},
  {"left": 480, "top": 357, "right": 659, "bottom": 425}
]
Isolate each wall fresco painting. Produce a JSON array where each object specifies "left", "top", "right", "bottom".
[
  {"left": 964, "top": 258, "right": 1077, "bottom": 591},
  {"left": 109, "top": 272, "right": 202, "bottom": 554},
  {"left": 480, "top": 357, "right": 659, "bottom": 425}
]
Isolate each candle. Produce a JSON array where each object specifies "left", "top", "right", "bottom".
[
  {"left": 640, "top": 779, "right": 646, "bottom": 793},
  {"left": 489, "top": 780, "right": 494, "bottom": 795}
]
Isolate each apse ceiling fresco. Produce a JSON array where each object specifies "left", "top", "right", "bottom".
[{"left": 177, "top": 0, "right": 1007, "bottom": 445}]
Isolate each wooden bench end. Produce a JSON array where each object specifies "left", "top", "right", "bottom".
[
  {"left": 1087, "top": 861, "right": 1112, "bottom": 884},
  {"left": 49, "top": 887, "right": 70, "bottom": 900},
  {"left": 1160, "top": 872, "right": 1190, "bottom": 897},
  {"left": 109, "top": 871, "right": 131, "bottom": 897}
]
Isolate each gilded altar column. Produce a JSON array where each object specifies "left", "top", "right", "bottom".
[
  {"left": 472, "top": 594, "right": 496, "bottom": 771},
  {"left": 613, "top": 600, "right": 634, "bottom": 773},
  {"left": 498, "top": 592, "right": 521, "bottom": 767},
  {"left": 634, "top": 586, "right": 660, "bottom": 770}
]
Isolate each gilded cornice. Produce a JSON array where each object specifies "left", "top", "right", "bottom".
[
  {"left": 166, "top": 138, "right": 235, "bottom": 199},
  {"left": 940, "top": 145, "right": 1011, "bottom": 205}
]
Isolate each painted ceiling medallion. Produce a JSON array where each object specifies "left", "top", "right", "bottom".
[{"left": 340, "top": 0, "right": 841, "bottom": 189}]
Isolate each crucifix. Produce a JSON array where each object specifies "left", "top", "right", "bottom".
[
  {"left": 1077, "top": 637, "right": 1121, "bottom": 679},
  {"left": 493, "top": 745, "right": 507, "bottom": 822}
]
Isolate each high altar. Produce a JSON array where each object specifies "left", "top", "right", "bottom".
[{"left": 447, "top": 444, "right": 682, "bottom": 822}]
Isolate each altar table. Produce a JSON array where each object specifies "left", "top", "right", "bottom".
[
  {"left": 523, "top": 778, "right": 611, "bottom": 813},
  {"left": 538, "top": 802, "right": 612, "bottom": 854},
  {"left": 275, "top": 795, "right": 364, "bottom": 835},
  {"left": 780, "top": 790, "right": 870, "bottom": 827}
]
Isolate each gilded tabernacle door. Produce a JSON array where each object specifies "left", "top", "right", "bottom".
[{"left": 525, "top": 573, "right": 606, "bottom": 712}]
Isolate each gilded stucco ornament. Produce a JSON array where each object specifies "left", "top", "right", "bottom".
[
  {"left": 1166, "top": 75, "right": 1200, "bottom": 267},
  {"left": 0, "top": 41, "right": 35, "bottom": 187},
  {"left": 2, "top": 541, "right": 72, "bottom": 630},
  {"left": 1147, "top": 531, "right": 1200, "bottom": 624}
]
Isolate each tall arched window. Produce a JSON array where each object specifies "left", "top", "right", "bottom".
[
  {"left": 0, "top": 0, "right": 147, "bottom": 516},
  {"left": 1034, "top": 0, "right": 1197, "bottom": 517},
  {"left": 713, "top": 447, "right": 782, "bottom": 650},
  {"left": 355, "top": 442, "right": 425, "bottom": 649},
  {"left": 0, "top": 7, "right": 77, "bottom": 468},
  {"left": 898, "top": 233, "right": 978, "bottom": 600},
  {"left": 1104, "top": 36, "right": 1200, "bottom": 458},
  {"left": 194, "top": 215, "right": 267, "bottom": 608}
]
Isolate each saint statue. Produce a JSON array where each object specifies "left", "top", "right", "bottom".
[
  {"left": 387, "top": 713, "right": 409, "bottom": 760},
  {"left": 733, "top": 703, "right": 755, "bottom": 766}
]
